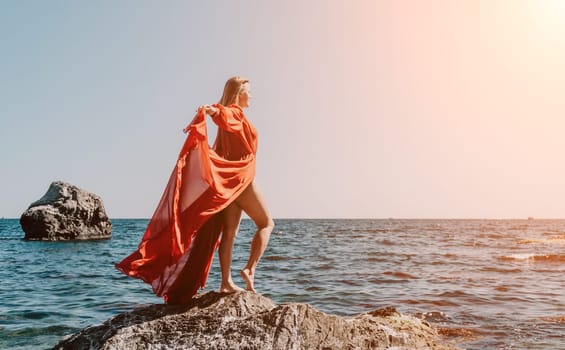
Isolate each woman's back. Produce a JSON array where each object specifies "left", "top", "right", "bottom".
[{"left": 211, "top": 104, "right": 258, "bottom": 161}]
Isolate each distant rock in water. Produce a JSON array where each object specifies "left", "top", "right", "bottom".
[
  {"left": 54, "top": 291, "right": 458, "bottom": 350},
  {"left": 20, "top": 181, "right": 111, "bottom": 241}
]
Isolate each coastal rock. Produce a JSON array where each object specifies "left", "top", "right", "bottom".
[
  {"left": 54, "top": 291, "right": 459, "bottom": 350},
  {"left": 20, "top": 181, "right": 111, "bottom": 241}
]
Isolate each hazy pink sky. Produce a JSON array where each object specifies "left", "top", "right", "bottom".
[{"left": 1, "top": 1, "right": 564, "bottom": 218}]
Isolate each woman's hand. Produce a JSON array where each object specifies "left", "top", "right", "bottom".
[
  {"left": 184, "top": 105, "right": 219, "bottom": 133},
  {"left": 198, "top": 105, "right": 219, "bottom": 116}
]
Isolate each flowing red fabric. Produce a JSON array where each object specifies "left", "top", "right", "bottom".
[{"left": 115, "top": 104, "right": 257, "bottom": 304}]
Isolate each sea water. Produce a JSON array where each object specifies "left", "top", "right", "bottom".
[{"left": 0, "top": 218, "right": 564, "bottom": 349}]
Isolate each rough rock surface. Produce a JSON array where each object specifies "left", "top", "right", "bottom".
[
  {"left": 20, "top": 181, "right": 112, "bottom": 241},
  {"left": 55, "top": 291, "right": 459, "bottom": 350}
]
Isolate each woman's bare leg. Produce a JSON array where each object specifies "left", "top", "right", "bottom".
[
  {"left": 236, "top": 182, "right": 275, "bottom": 292},
  {"left": 218, "top": 202, "right": 244, "bottom": 293}
]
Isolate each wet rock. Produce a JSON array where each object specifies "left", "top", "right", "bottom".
[
  {"left": 54, "top": 291, "right": 459, "bottom": 350},
  {"left": 20, "top": 181, "right": 111, "bottom": 241}
]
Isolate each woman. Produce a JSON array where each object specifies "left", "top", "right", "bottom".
[{"left": 116, "top": 77, "right": 274, "bottom": 303}]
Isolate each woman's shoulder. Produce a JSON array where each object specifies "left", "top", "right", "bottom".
[
  {"left": 226, "top": 104, "right": 247, "bottom": 121},
  {"left": 226, "top": 104, "right": 244, "bottom": 112}
]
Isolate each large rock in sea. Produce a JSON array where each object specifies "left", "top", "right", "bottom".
[
  {"left": 54, "top": 291, "right": 459, "bottom": 350},
  {"left": 20, "top": 181, "right": 112, "bottom": 241}
]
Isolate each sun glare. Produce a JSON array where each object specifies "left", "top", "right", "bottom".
[
  {"left": 547, "top": 0, "right": 565, "bottom": 13},
  {"left": 527, "top": 0, "right": 565, "bottom": 42}
]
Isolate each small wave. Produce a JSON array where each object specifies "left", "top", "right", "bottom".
[
  {"left": 499, "top": 254, "right": 565, "bottom": 263},
  {"left": 532, "top": 268, "right": 565, "bottom": 273},
  {"left": 351, "top": 228, "right": 388, "bottom": 234},
  {"left": 540, "top": 316, "right": 565, "bottom": 324},
  {"left": 398, "top": 299, "right": 459, "bottom": 307},
  {"left": 437, "top": 290, "right": 470, "bottom": 298},
  {"left": 477, "top": 233, "right": 509, "bottom": 239},
  {"left": 96, "top": 301, "right": 138, "bottom": 311},
  {"left": 491, "top": 295, "right": 528, "bottom": 303},
  {"left": 367, "top": 257, "right": 387, "bottom": 263},
  {"left": 360, "top": 303, "right": 379, "bottom": 310},
  {"left": 389, "top": 227, "right": 411, "bottom": 233},
  {"left": 316, "top": 263, "right": 333, "bottom": 270},
  {"left": 542, "top": 230, "right": 564, "bottom": 235},
  {"left": 415, "top": 311, "right": 450, "bottom": 322},
  {"left": 0, "top": 324, "right": 78, "bottom": 338},
  {"left": 518, "top": 235, "right": 565, "bottom": 244},
  {"left": 481, "top": 267, "right": 522, "bottom": 273},
  {"left": 325, "top": 228, "right": 350, "bottom": 233},
  {"left": 281, "top": 293, "right": 302, "bottom": 298},
  {"left": 264, "top": 255, "right": 290, "bottom": 261},
  {"left": 3, "top": 310, "right": 60, "bottom": 321},
  {"left": 369, "top": 278, "right": 408, "bottom": 284},
  {"left": 336, "top": 279, "right": 363, "bottom": 286},
  {"left": 509, "top": 224, "right": 530, "bottom": 231},
  {"left": 463, "top": 241, "right": 489, "bottom": 248},
  {"left": 382, "top": 271, "right": 417, "bottom": 279}
]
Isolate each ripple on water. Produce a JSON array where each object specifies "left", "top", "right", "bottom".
[
  {"left": 369, "top": 277, "right": 409, "bottom": 284},
  {"left": 481, "top": 266, "right": 522, "bottom": 273},
  {"left": 494, "top": 285, "right": 511, "bottom": 292},
  {"left": 335, "top": 279, "right": 364, "bottom": 287},
  {"left": 399, "top": 298, "right": 460, "bottom": 307},
  {"left": 358, "top": 228, "right": 389, "bottom": 233},
  {"left": 519, "top": 235, "right": 565, "bottom": 244},
  {"left": 0, "top": 324, "right": 78, "bottom": 336},
  {"left": 367, "top": 257, "right": 388, "bottom": 263},
  {"left": 477, "top": 230, "right": 508, "bottom": 237},
  {"left": 498, "top": 253, "right": 565, "bottom": 263},
  {"left": 382, "top": 271, "right": 418, "bottom": 279},
  {"left": 540, "top": 315, "right": 565, "bottom": 324},
  {"left": 415, "top": 311, "right": 451, "bottom": 323},
  {"left": 304, "top": 286, "right": 323, "bottom": 292},
  {"left": 263, "top": 255, "right": 302, "bottom": 261},
  {"left": 315, "top": 263, "right": 333, "bottom": 270},
  {"left": 0, "top": 324, "right": 79, "bottom": 350}
]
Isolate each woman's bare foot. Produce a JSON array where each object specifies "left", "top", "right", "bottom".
[
  {"left": 219, "top": 281, "right": 244, "bottom": 293},
  {"left": 240, "top": 268, "right": 256, "bottom": 292}
]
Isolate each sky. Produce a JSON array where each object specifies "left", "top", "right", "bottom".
[{"left": 1, "top": 0, "right": 565, "bottom": 219}]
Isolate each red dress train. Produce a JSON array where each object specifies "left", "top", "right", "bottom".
[{"left": 115, "top": 104, "right": 258, "bottom": 304}]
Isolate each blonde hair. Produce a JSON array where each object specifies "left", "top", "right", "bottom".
[{"left": 218, "top": 76, "right": 249, "bottom": 106}]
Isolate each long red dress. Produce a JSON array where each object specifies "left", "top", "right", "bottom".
[{"left": 115, "top": 104, "right": 258, "bottom": 304}]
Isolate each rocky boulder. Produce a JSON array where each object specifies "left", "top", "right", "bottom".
[
  {"left": 20, "top": 181, "right": 111, "bottom": 241},
  {"left": 54, "top": 291, "right": 459, "bottom": 350}
]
